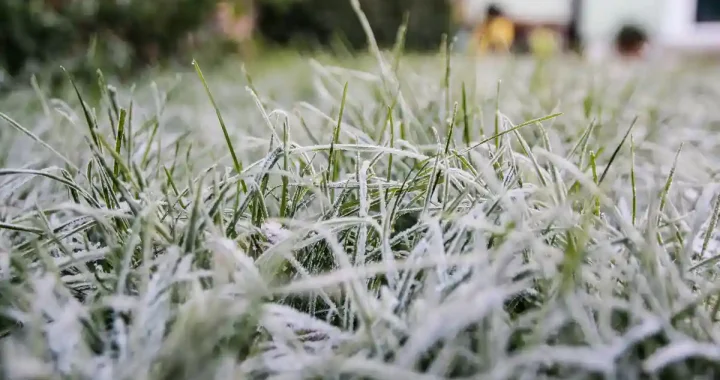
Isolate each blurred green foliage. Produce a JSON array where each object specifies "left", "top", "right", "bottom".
[
  {"left": 0, "top": 0, "right": 77, "bottom": 76},
  {"left": 256, "top": 0, "right": 452, "bottom": 51},
  {"left": 0, "top": 0, "right": 222, "bottom": 90},
  {"left": 0, "top": 0, "right": 452, "bottom": 91}
]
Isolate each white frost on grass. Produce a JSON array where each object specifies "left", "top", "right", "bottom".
[{"left": 3, "top": 52, "right": 720, "bottom": 379}]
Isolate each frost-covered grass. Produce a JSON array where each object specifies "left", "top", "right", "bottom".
[{"left": 4, "top": 33, "right": 720, "bottom": 379}]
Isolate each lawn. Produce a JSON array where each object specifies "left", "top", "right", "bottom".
[{"left": 2, "top": 47, "right": 720, "bottom": 379}]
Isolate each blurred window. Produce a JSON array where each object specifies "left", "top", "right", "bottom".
[{"left": 696, "top": 0, "right": 720, "bottom": 23}]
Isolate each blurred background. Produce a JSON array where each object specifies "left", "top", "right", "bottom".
[{"left": 1, "top": 0, "right": 719, "bottom": 92}]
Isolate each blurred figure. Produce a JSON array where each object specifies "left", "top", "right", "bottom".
[
  {"left": 472, "top": 4, "right": 515, "bottom": 54},
  {"left": 216, "top": 0, "right": 256, "bottom": 56},
  {"left": 614, "top": 24, "right": 648, "bottom": 59}
]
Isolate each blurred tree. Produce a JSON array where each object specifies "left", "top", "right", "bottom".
[
  {"left": 0, "top": 0, "right": 224, "bottom": 89},
  {"left": 0, "top": 0, "right": 453, "bottom": 91},
  {"left": 0, "top": 0, "right": 76, "bottom": 77},
  {"left": 89, "top": 0, "right": 221, "bottom": 66},
  {"left": 255, "top": 0, "right": 452, "bottom": 51}
]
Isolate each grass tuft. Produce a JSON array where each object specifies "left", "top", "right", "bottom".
[{"left": 2, "top": 43, "right": 720, "bottom": 379}]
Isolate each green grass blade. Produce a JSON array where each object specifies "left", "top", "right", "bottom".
[
  {"left": 193, "top": 60, "right": 247, "bottom": 193},
  {"left": 598, "top": 116, "right": 637, "bottom": 185}
]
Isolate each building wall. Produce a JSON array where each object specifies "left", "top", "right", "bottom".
[
  {"left": 660, "top": 0, "right": 720, "bottom": 49},
  {"left": 580, "top": 0, "right": 666, "bottom": 43}
]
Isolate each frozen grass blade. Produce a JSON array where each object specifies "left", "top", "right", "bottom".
[
  {"left": 461, "top": 82, "right": 471, "bottom": 149},
  {"left": 630, "top": 134, "right": 637, "bottom": 225},
  {"left": 193, "top": 60, "right": 247, "bottom": 193},
  {"left": 280, "top": 119, "right": 290, "bottom": 218},
  {"left": 589, "top": 150, "right": 600, "bottom": 215},
  {"left": 64, "top": 67, "right": 101, "bottom": 152},
  {"left": 391, "top": 12, "right": 409, "bottom": 73},
  {"left": 0, "top": 112, "right": 80, "bottom": 174},
  {"left": 660, "top": 142, "right": 683, "bottom": 214},
  {"left": 701, "top": 193, "right": 720, "bottom": 259},
  {"left": 598, "top": 116, "right": 637, "bottom": 185},
  {"left": 112, "top": 109, "right": 127, "bottom": 188},
  {"left": 326, "top": 81, "right": 349, "bottom": 203}
]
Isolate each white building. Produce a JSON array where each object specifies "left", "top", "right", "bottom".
[{"left": 460, "top": 0, "right": 720, "bottom": 51}]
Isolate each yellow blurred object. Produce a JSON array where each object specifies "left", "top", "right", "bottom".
[
  {"left": 473, "top": 16, "right": 515, "bottom": 54},
  {"left": 528, "top": 27, "right": 559, "bottom": 58}
]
